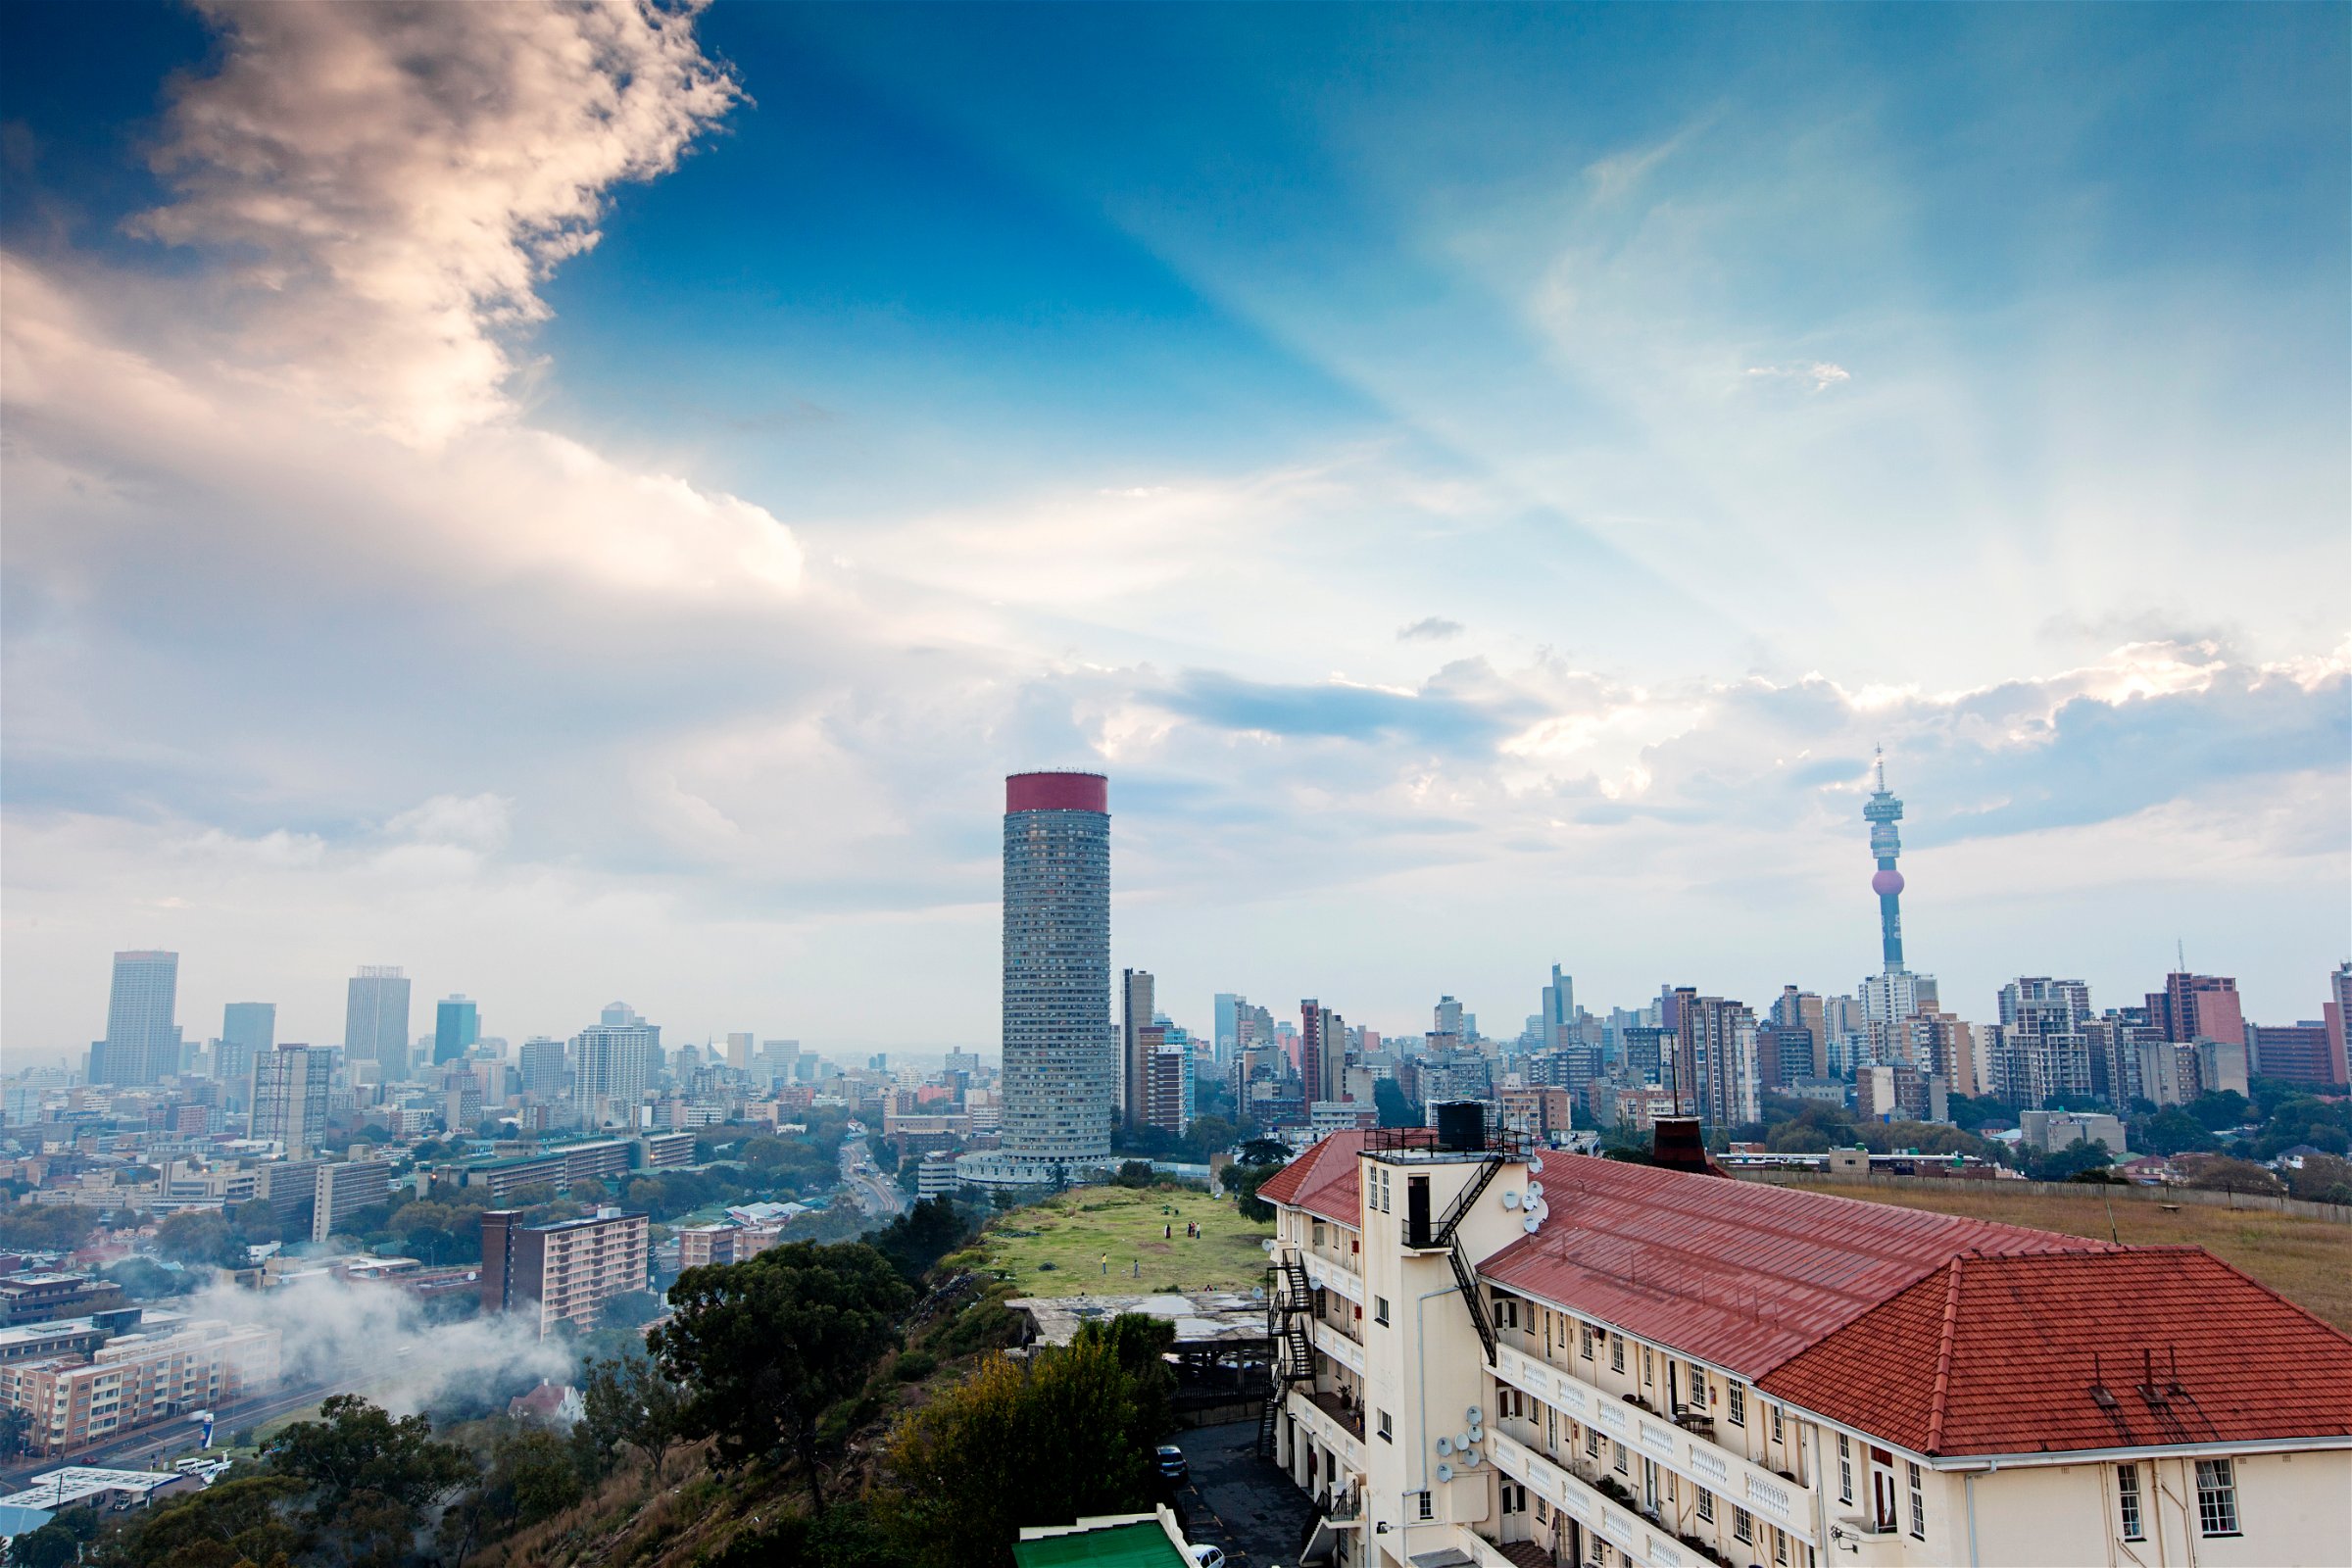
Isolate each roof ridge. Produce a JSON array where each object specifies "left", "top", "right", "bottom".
[{"left": 1925, "top": 1254, "right": 1966, "bottom": 1455}]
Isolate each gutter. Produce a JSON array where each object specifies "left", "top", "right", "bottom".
[{"left": 1933, "top": 1434, "right": 2352, "bottom": 1471}]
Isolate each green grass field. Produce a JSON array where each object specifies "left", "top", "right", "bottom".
[{"left": 969, "top": 1185, "right": 1275, "bottom": 1298}]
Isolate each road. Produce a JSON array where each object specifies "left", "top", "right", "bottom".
[
  {"left": 0, "top": 1374, "right": 358, "bottom": 1493},
  {"left": 838, "top": 1134, "right": 911, "bottom": 1222}
]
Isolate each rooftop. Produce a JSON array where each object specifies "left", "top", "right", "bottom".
[
  {"left": 1009, "top": 1291, "right": 1268, "bottom": 1348},
  {"left": 1758, "top": 1248, "right": 2352, "bottom": 1456}
]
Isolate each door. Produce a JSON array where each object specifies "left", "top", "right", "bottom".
[{"left": 1871, "top": 1467, "right": 1898, "bottom": 1532}]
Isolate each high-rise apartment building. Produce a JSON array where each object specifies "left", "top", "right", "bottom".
[
  {"left": 1142, "top": 1033, "right": 1192, "bottom": 1135},
  {"left": 1993, "top": 977, "right": 2094, "bottom": 1106},
  {"left": 344, "top": 966, "right": 413, "bottom": 1081},
  {"left": 1302, "top": 1000, "right": 1348, "bottom": 1105},
  {"left": 726, "top": 1032, "right": 753, "bottom": 1070},
  {"left": 1213, "top": 993, "right": 1241, "bottom": 1059},
  {"left": 312, "top": 1159, "right": 393, "bottom": 1243},
  {"left": 1122, "top": 967, "right": 1156, "bottom": 1123},
  {"left": 480, "top": 1207, "right": 650, "bottom": 1338},
  {"left": 997, "top": 771, "right": 1113, "bottom": 1169},
  {"left": 432, "top": 995, "right": 479, "bottom": 1064},
  {"left": 573, "top": 1004, "right": 662, "bottom": 1128},
  {"left": 217, "top": 1001, "right": 274, "bottom": 1101},
  {"left": 1541, "top": 965, "right": 1575, "bottom": 1051},
  {"left": 252, "top": 1043, "right": 333, "bottom": 1156},
  {"left": 93, "top": 950, "right": 181, "bottom": 1087},
  {"left": 1669, "top": 991, "right": 1759, "bottom": 1127},
  {"left": 2150, "top": 971, "right": 2246, "bottom": 1047},
  {"left": 2327, "top": 962, "right": 2352, "bottom": 1089}
]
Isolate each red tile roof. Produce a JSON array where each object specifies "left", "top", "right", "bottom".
[
  {"left": 1758, "top": 1247, "right": 2352, "bottom": 1456},
  {"left": 1476, "top": 1156, "right": 2106, "bottom": 1377},
  {"left": 1256, "top": 1131, "right": 1368, "bottom": 1227}
]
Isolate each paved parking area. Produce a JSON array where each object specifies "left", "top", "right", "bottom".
[{"left": 1162, "top": 1419, "right": 1320, "bottom": 1568}]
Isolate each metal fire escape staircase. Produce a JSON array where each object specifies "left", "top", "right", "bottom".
[
  {"left": 1258, "top": 1253, "right": 1317, "bottom": 1457},
  {"left": 1424, "top": 1155, "right": 1505, "bottom": 1366}
]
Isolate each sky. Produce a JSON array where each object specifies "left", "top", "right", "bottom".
[{"left": 1, "top": 1, "right": 2345, "bottom": 1063}]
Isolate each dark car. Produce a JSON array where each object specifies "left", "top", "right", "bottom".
[{"left": 1156, "top": 1444, "right": 1188, "bottom": 1483}]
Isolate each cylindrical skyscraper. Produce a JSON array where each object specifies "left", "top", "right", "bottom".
[
  {"left": 1862, "top": 749, "right": 1906, "bottom": 972},
  {"left": 1001, "top": 771, "right": 1114, "bottom": 1168}
]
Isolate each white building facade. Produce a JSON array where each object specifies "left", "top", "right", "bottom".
[{"left": 1257, "top": 1124, "right": 2352, "bottom": 1568}]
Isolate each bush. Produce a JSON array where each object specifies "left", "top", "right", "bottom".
[{"left": 895, "top": 1351, "right": 938, "bottom": 1382}]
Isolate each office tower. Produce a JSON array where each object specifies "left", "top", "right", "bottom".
[
  {"left": 344, "top": 966, "right": 413, "bottom": 1080},
  {"left": 2149, "top": 970, "right": 2246, "bottom": 1046},
  {"left": 433, "top": 995, "right": 479, "bottom": 1065},
  {"left": 726, "top": 1032, "right": 753, "bottom": 1070},
  {"left": 252, "top": 1044, "right": 333, "bottom": 1157},
  {"left": 1541, "top": 965, "right": 1574, "bottom": 1050},
  {"left": 1121, "top": 968, "right": 1156, "bottom": 1123},
  {"left": 217, "top": 1001, "right": 274, "bottom": 1102},
  {"left": 1000, "top": 771, "right": 1114, "bottom": 1169},
  {"left": 518, "top": 1036, "right": 568, "bottom": 1100},
  {"left": 757, "top": 1039, "right": 800, "bottom": 1087},
  {"left": 1213, "top": 993, "right": 1241, "bottom": 1060},
  {"left": 573, "top": 1004, "right": 662, "bottom": 1128},
  {"left": 94, "top": 950, "right": 181, "bottom": 1087},
  {"left": 1300, "top": 1002, "right": 1345, "bottom": 1103}
]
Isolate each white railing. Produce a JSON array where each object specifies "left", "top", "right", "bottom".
[
  {"left": 1302, "top": 1250, "right": 1365, "bottom": 1303},
  {"left": 1493, "top": 1343, "right": 1818, "bottom": 1543},
  {"left": 1310, "top": 1314, "right": 1369, "bottom": 1376},
  {"left": 1486, "top": 1428, "right": 1691, "bottom": 1568},
  {"left": 1284, "top": 1386, "right": 1368, "bottom": 1478}
]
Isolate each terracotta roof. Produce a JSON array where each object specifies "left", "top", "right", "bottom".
[
  {"left": 1256, "top": 1131, "right": 1368, "bottom": 1227},
  {"left": 1476, "top": 1156, "right": 2106, "bottom": 1377},
  {"left": 1758, "top": 1248, "right": 2352, "bottom": 1456}
]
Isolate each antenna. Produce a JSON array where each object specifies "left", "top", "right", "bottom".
[
  {"left": 1873, "top": 745, "right": 1886, "bottom": 793},
  {"left": 2176, "top": 938, "right": 2186, "bottom": 975}
]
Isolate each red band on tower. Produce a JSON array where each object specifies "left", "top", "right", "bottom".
[{"left": 1005, "top": 771, "right": 1108, "bottom": 813}]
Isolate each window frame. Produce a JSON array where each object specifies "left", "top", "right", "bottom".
[
  {"left": 1610, "top": 1335, "right": 1627, "bottom": 1374},
  {"left": 1906, "top": 1460, "right": 1925, "bottom": 1540},
  {"left": 2194, "top": 1457, "right": 2240, "bottom": 1538},
  {"left": 1377, "top": 1409, "right": 1393, "bottom": 1444},
  {"left": 1374, "top": 1296, "right": 1390, "bottom": 1326},
  {"left": 1838, "top": 1434, "right": 1853, "bottom": 1503},
  {"left": 1727, "top": 1381, "right": 1746, "bottom": 1427},
  {"left": 2116, "top": 1462, "right": 2144, "bottom": 1542},
  {"left": 1733, "top": 1505, "right": 1753, "bottom": 1544},
  {"left": 1695, "top": 1487, "right": 1715, "bottom": 1524}
]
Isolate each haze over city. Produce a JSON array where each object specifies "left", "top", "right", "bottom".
[{"left": 2, "top": 4, "right": 2344, "bottom": 1056}]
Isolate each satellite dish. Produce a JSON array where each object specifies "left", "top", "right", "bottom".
[
  {"left": 1261, "top": 1238, "right": 1277, "bottom": 1251},
  {"left": 1502, "top": 1191, "right": 1522, "bottom": 1209},
  {"left": 1528, "top": 1155, "right": 1544, "bottom": 1173},
  {"left": 1436, "top": 1463, "right": 1455, "bottom": 1485},
  {"left": 1530, "top": 1200, "right": 1549, "bottom": 1221},
  {"left": 1456, "top": 1432, "right": 1472, "bottom": 1450},
  {"left": 1435, "top": 1436, "right": 1452, "bottom": 1455},
  {"left": 1528, "top": 1181, "right": 1544, "bottom": 1199},
  {"left": 1459, "top": 1448, "right": 1482, "bottom": 1468},
  {"left": 1523, "top": 1215, "right": 1541, "bottom": 1233},
  {"left": 1466, "top": 1404, "right": 1484, "bottom": 1424}
]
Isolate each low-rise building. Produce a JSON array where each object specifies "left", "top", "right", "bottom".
[
  {"left": 0, "top": 1319, "right": 280, "bottom": 1457},
  {"left": 1255, "top": 1120, "right": 2352, "bottom": 1568},
  {"left": 0, "top": 1274, "right": 125, "bottom": 1328},
  {"left": 2020, "top": 1109, "right": 2128, "bottom": 1158}
]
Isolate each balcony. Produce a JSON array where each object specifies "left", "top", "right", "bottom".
[
  {"left": 1490, "top": 1343, "right": 1819, "bottom": 1548},
  {"left": 1486, "top": 1428, "right": 1710, "bottom": 1568}
]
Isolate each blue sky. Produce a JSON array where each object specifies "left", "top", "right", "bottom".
[{"left": 1, "top": 2, "right": 2343, "bottom": 1059}]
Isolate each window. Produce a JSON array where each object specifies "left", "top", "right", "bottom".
[
  {"left": 1587, "top": 1426, "right": 1603, "bottom": 1459},
  {"left": 1581, "top": 1323, "right": 1597, "bottom": 1360},
  {"left": 1733, "top": 1506, "right": 1753, "bottom": 1544},
  {"left": 1417, "top": 1491, "right": 1434, "bottom": 1521},
  {"left": 2195, "top": 1458, "right": 2239, "bottom": 1537},
  {"left": 1377, "top": 1409, "right": 1393, "bottom": 1443},
  {"left": 1642, "top": 1347, "right": 1653, "bottom": 1382},
  {"left": 1611, "top": 1336, "right": 1627, "bottom": 1373},
  {"left": 2117, "top": 1463, "right": 2144, "bottom": 1541},
  {"left": 1770, "top": 1403, "right": 1785, "bottom": 1444},
  {"left": 1838, "top": 1434, "right": 1854, "bottom": 1503},
  {"left": 1727, "top": 1382, "right": 1746, "bottom": 1426},
  {"left": 1907, "top": 1461, "right": 1925, "bottom": 1539},
  {"left": 1536, "top": 1497, "right": 1550, "bottom": 1525},
  {"left": 1695, "top": 1487, "right": 1715, "bottom": 1523},
  {"left": 1774, "top": 1526, "right": 1789, "bottom": 1566},
  {"left": 1374, "top": 1296, "right": 1390, "bottom": 1326},
  {"left": 1312, "top": 1221, "right": 1325, "bottom": 1248},
  {"left": 1613, "top": 1440, "right": 1630, "bottom": 1475}
]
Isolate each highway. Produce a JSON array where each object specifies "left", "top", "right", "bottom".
[
  {"left": 838, "top": 1134, "right": 911, "bottom": 1222},
  {"left": 0, "top": 1373, "right": 361, "bottom": 1493}
]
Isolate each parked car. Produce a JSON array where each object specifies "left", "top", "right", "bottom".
[
  {"left": 1157, "top": 1444, "right": 1189, "bottom": 1482},
  {"left": 1189, "top": 1547, "right": 1225, "bottom": 1568}
]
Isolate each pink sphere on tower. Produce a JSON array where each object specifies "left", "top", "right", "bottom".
[{"left": 1872, "top": 868, "right": 1905, "bottom": 897}]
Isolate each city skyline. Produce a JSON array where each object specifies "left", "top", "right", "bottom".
[{"left": 2, "top": 4, "right": 2344, "bottom": 1058}]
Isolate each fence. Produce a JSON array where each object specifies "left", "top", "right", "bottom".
[{"left": 1739, "top": 1169, "right": 2352, "bottom": 1225}]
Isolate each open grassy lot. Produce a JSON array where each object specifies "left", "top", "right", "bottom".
[
  {"left": 969, "top": 1185, "right": 1275, "bottom": 1298},
  {"left": 1788, "top": 1179, "right": 2352, "bottom": 1331}
]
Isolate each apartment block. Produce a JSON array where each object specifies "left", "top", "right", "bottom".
[
  {"left": 311, "top": 1159, "right": 394, "bottom": 1243},
  {"left": 0, "top": 1274, "right": 125, "bottom": 1328},
  {"left": 1255, "top": 1122, "right": 2352, "bottom": 1568},
  {"left": 0, "top": 1319, "right": 280, "bottom": 1457},
  {"left": 480, "top": 1207, "right": 650, "bottom": 1338}
]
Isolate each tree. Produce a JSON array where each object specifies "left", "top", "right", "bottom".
[
  {"left": 155, "top": 1209, "right": 247, "bottom": 1269},
  {"left": 268, "top": 1394, "right": 472, "bottom": 1564},
  {"left": 2185, "top": 1090, "right": 2254, "bottom": 1133},
  {"left": 93, "top": 1476, "right": 303, "bottom": 1568},
  {"left": 0, "top": 1407, "right": 29, "bottom": 1457},
  {"left": 231, "top": 1198, "right": 286, "bottom": 1244},
  {"left": 869, "top": 1197, "right": 980, "bottom": 1286},
  {"left": 880, "top": 1329, "right": 1167, "bottom": 1567},
  {"left": 652, "top": 1241, "right": 913, "bottom": 1507},
  {"left": 2132, "top": 1105, "right": 2219, "bottom": 1157},
  {"left": 8, "top": 1523, "right": 80, "bottom": 1568},
  {"left": 2283, "top": 1152, "right": 2352, "bottom": 1205},
  {"left": 2184, "top": 1157, "right": 2284, "bottom": 1196},
  {"left": 1221, "top": 1161, "right": 1279, "bottom": 1223},
  {"left": 2031, "top": 1139, "right": 2114, "bottom": 1183},
  {"left": 570, "top": 1354, "right": 686, "bottom": 1483}
]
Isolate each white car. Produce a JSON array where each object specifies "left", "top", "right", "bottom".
[{"left": 1189, "top": 1547, "right": 1225, "bottom": 1568}]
